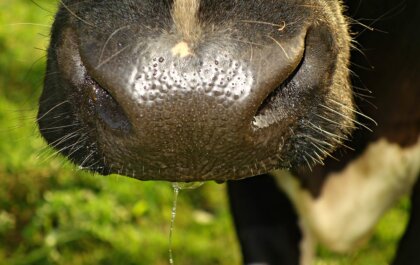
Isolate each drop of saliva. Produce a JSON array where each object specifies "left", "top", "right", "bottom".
[
  {"left": 168, "top": 181, "right": 205, "bottom": 265},
  {"left": 168, "top": 184, "right": 179, "bottom": 265}
]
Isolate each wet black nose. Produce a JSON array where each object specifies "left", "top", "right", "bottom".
[
  {"left": 92, "top": 42, "right": 303, "bottom": 132},
  {"left": 39, "top": 16, "right": 348, "bottom": 182},
  {"left": 68, "top": 26, "right": 307, "bottom": 180}
]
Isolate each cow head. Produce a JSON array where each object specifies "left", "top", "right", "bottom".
[{"left": 38, "top": 0, "right": 354, "bottom": 182}]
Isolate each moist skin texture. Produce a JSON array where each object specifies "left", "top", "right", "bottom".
[{"left": 38, "top": 0, "right": 353, "bottom": 182}]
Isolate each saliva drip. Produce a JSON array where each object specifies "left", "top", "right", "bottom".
[
  {"left": 168, "top": 181, "right": 205, "bottom": 265},
  {"left": 168, "top": 185, "right": 179, "bottom": 265},
  {"left": 173, "top": 181, "right": 205, "bottom": 190}
]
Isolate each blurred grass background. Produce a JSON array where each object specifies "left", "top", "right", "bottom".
[{"left": 0, "top": 1, "right": 411, "bottom": 264}]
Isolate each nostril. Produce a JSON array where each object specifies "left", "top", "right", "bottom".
[
  {"left": 252, "top": 76, "right": 288, "bottom": 129},
  {"left": 86, "top": 77, "right": 132, "bottom": 133},
  {"left": 55, "top": 27, "right": 132, "bottom": 134},
  {"left": 252, "top": 54, "right": 304, "bottom": 129},
  {"left": 252, "top": 24, "right": 341, "bottom": 131}
]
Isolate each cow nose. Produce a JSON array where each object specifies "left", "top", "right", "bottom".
[
  {"left": 92, "top": 44, "right": 303, "bottom": 134},
  {"left": 82, "top": 35, "right": 305, "bottom": 128},
  {"left": 55, "top": 27, "right": 307, "bottom": 181}
]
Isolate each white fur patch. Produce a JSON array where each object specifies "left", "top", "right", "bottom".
[
  {"left": 171, "top": 41, "right": 192, "bottom": 58},
  {"left": 273, "top": 137, "right": 420, "bottom": 260}
]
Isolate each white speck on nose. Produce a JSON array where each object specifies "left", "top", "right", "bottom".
[{"left": 171, "top": 41, "right": 192, "bottom": 58}]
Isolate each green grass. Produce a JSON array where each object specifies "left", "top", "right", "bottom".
[{"left": 0, "top": 1, "right": 410, "bottom": 264}]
